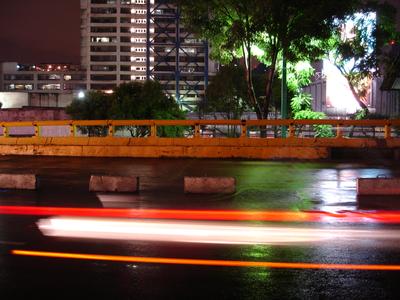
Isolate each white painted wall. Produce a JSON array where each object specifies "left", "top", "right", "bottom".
[{"left": 0, "top": 92, "right": 29, "bottom": 108}]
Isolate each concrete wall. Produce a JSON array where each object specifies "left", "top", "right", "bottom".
[
  {"left": 0, "top": 140, "right": 331, "bottom": 160},
  {"left": 58, "top": 94, "right": 74, "bottom": 107},
  {"left": 184, "top": 177, "right": 236, "bottom": 194},
  {"left": 0, "top": 107, "right": 69, "bottom": 122}
]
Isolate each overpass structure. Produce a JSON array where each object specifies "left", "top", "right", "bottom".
[{"left": 0, "top": 119, "right": 399, "bottom": 159}]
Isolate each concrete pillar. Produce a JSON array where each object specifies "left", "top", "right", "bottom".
[
  {"left": 89, "top": 175, "right": 139, "bottom": 193},
  {"left": 184, "top": 177, "right": 236, "bottom": 194},
  {"left": 357, "top": 177, "right": 400, "bottom": 195},
  {"left": 0, "top": 174, "right": 37, "bottom": 190}
]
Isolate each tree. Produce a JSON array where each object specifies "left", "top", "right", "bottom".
[
  {"left": 66, "top": 90, "right": 112, "bottom": 120},
  {"left": 178, "top": 0, "right": 357, "bottom": 120},
  {"left": 66, "top": 80, "right": 185, "bottom": 137},
  {"left": 178, "top": 0, "right": 261, "bottom": 117},
  {"left": 111, "top": 81, "right": 184, "bottom": 120},
  {"left": 327, "top": 1, "right": 400, "bottom": 113},
  {"left": 66, "top": 90, "right": 113, "bottom": 136},
  {"left": 200, "top": 64, "right": 248, "bottom": 120}
]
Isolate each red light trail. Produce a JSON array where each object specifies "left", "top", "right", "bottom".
[{"left": 1, "top": 206, "right": 400, "bottom": 223}]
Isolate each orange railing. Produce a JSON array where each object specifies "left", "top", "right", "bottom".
[{"left": 0, "top": 119, "right": 400, "bottom": 139}]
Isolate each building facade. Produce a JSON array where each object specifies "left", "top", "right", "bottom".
[
  {"left": 80, "top": 0, "right": 216, "bottom": 110},
  {"left": 0, "top": 62, "right": 86, "bottom": 108}
]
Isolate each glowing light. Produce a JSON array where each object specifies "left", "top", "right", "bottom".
[
  {"left": 104, "top": 90, "right": 114, "bottom": 94},
  {"left": 294, "top": 61, "right": 313, "bottom": 73},
  {"left": 323, "top": 59, "right": 361, "bottom": 113},
  {"left": 251, "top": 45, "right": 264, "bottom": 57},
  {"left": 12, "top": 250, "right": 400, "bottom": 271},
  {"left": 37, "top": 217, "right": 400, "bottom": 245},
  {"left": 77, "top": 91, "right": 85, "bottom": 99},
  {"left": 2, "top": 206, "right": 400, "bottom": 224}
]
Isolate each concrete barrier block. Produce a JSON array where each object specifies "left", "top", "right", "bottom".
[
  {"left": 89, "top": 175, "right": 139, "bottom": 193},
  {"left": 357, "top": 178, "right": 400, "bottom": 195},
  {"left": 0, "top": 174, "right": 37, "bottom": 190},
  {"left": 184, "top": 177, "right": 236, "bottom": 194}
]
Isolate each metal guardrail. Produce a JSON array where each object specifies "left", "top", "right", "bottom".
[{"left": 0, "top": 119, "right": 399, "bottom": 139}]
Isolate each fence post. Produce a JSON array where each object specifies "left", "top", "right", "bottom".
[
  {"left": 70, "top": 124, "right": 76, "bottom": 137},
  {"left": 108, "top": 123, "right": 114, "bottom": 137},
  {"left": 288, "top": 123, "right": 295, "bottom": 138},
  {"left": 194, "top": 123, "right": 201, "bottom": 138},
  {"left": 34, "top": 123, "right": 40, "bottom": 137},
  {"left": 384, "top": 124, "right": 391, "bottom": 139},
  {"left": 336, "top": 124, "right": 343, "bottom": 139},
  {"left": 241, "top": 120, "right": 247, "bottom": 138},
  {"left": 2, "top": 125, "right": 8, "bottom": 137},
  {"left": 150, "top": 122, "right": 157, "bottom": 138}
]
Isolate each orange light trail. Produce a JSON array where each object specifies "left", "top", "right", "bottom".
[
  {"left": 1, "top": 206, "right": 400, "bottom": 223},
  {"left": 11, "top": 250, "right": 400, "bottom": 271}
]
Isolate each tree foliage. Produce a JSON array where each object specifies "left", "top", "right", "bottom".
[
  {"left": 200, "top": 64, "right": 248, "bottom": 119},
  {"left": 290, "top": 93, "right": 334, "bottom": 137},
  {"left": 66, "top": 81, "right": 185, "bottom": 137},
  {"left": 178, "top": 0, "right": 357, "bottom": 120},
  {"left": 110, "top": 81, "right": 184, "bottom": 120},
  {"left": 327, "top": 1, "right": 400, "bottom": 112}
]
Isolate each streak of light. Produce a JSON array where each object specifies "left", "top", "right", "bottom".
[
  {"left": 12, "top": 250, "right": 400, "bottom": 271},
  {"left": 2, "top": 206, "right": 400, "bottom": 223},
  {"left": 37, "top": 217, "right": 400, "bottom": 245}
]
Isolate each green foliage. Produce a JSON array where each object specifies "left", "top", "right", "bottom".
[
  {"left": 352, "top": 108, "right": 387, "bottom": 120},
  {"left": 66, "top": 91, "right": 112, "bottom": 136},
  {"left": 291, "top": 93, "right": 334, "bottom": 137},
  {"left": 293, "top": 110, "right": 334, "bottom": 138},
  {"left": 66, "top": 81, "right": 185, "bottom": 137},
  {"left": 285, "top": 61, "right": 315, "bottom": 93},
  {"left": 290, "top": 92, "right": 312, "bottom": 112},
  {"left": 352, "top": 108, "right": 368, "bottom": 120},
  {"left": 293, "top": 110, "right": 326, "bottom": 120}
]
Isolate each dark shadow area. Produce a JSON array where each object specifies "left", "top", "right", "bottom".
[
  {"left": 332, "top": 148, "right": 395, "bottom": 161},
  {"left": 358, "top": 195, "right": 400, "bottom": 210}
]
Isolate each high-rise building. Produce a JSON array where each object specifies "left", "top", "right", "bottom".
[{"left": 80, "top": 0, "right": 216, "bottom": 110}]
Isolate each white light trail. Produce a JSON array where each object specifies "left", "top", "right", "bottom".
[{"left": 37, "top": 217, "right": 400, "bottom": 245}]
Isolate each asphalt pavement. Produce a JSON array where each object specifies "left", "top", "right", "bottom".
[{"left": 1, "top": 156, "right": 400, "bottom": 299}]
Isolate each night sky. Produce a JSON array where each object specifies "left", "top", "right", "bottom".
[
  {"left": 0, "top": 0, "right": 399, "bottom": 65},
  {"left": 0, "top": 0, "right": 80, "bottom": 64}
]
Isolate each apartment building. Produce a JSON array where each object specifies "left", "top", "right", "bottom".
[
  {"left": 81, "top": 0, "right": 215, "bottom": 110},
  {"left": 0, "top": 62, "right": 86, "bottom": 108}
]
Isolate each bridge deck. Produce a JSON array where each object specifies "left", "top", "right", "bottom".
[{"left": 0, "top": 119, "right": 399, "bottom": 159}]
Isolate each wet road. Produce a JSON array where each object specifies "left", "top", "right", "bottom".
[{"left": 1, "top": 156, "right": 400, "bottom": 299}]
